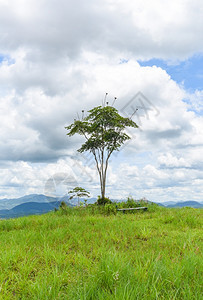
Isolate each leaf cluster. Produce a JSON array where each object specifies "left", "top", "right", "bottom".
[
  {"left": 65, "top": 105, "right": 138, "bottom": 154},
  {"left": 68, "top": 187, "right": 90, "bottom": 200}
]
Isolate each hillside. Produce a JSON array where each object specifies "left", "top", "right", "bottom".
[
  {"left": 0, "top": 206, "right": 202, "bottom": 299},
  {"left": 0, "top": 201, "right": 62, "bottom": 218},
  {"left": 0, "top": 194, "right": 58, "bottom": 210},
  {"left": 0, "top": 194, "right": 97, "bottom": 211}
]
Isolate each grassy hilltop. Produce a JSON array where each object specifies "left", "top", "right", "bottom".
[{"left": 0, "top": 205, "right": 202, "bottom": 299}]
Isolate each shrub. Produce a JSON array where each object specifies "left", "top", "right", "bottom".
[
  {"left": 97, "top": 196, "right": 112, "bottom": 206},
  {"left": 59, "top": 201, "right": 67, "bottom": 210},
  {"left": 116, "top": 197, "right": 140, "bottom": 209},
  {"left": 104, "top": 203, "right": 117, "bottom": 215}
]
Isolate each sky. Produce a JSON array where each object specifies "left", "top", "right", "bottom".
[{"left": 0, "top": 0, "right": 202, "bottom": 203}]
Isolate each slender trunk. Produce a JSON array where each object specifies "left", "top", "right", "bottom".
[
  {"left": 102, "top": 176, "right": 106, "bottom": 199},
  {"left": 101, "top": 151, "right": 112, "bottom": 199},
  {"left": 102, "top": 172, "right": 106, "bottom": 199},
  {"left": 100, "top": 148, "right": 104, "bottom": 199},
  {"left": 100, "top": 173, "right": 103, "bottom": 199},
  {"left": 93, "top": 148, "right": 111, "bottom": 201},
  {"left": 101, "top": 161, "right": 108, "bottom": 199},
  {"left": 93, "top": 150, "right": 103, "bottom": 199}
]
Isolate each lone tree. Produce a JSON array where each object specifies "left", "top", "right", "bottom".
[
  {"left": 65, "top": 96, "right": 138, "bottom": 203},
  {"left": 68, "top": 187, "right": 90, "bottom": 206}
]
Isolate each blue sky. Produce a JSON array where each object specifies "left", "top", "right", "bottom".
[
  {"left": 0, "top": 54, "right": 15, "bottom": 65},
  {"left": 138, "top": 54, "right": 203, "bottom": 92}
]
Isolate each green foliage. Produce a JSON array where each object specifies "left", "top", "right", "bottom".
[
  {"left": 115, "top": 197, "right": 159, "bottom": 212},
  {"left": 104, "top": 203, "right": 117, "bottom": 215},
  {"left": 97, "top": 195, "right": 112, "bottom": 205},
  {"left": 0, "top": 207, "right": 202, "bottom": 299},
  {"left": 65, "top": 105, "right": 138, "bottom": 154},
  {"left": 123, "top": 196, "right": 140, "bottom": 208},
  {"left": 59, "top": 201, "right": 67, "bottom": 210},
  {"left": 68, "top": 186, "right": 90, "bottom": 200},
  {"left": 68, "top": 186, "right": 90, "bottom": 206}
]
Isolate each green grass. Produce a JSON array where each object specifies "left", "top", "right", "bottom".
[{"left": 0, "top": 206, "right": 202, "bottom": 299}]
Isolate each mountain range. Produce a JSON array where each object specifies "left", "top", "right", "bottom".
[
  {"left": 0, "top": 201, "right": 62, "bottom": 218},
  {"left": 163, "top": 201, "right": 203, "bottom": 208},
  {"left": 0, "top": 194, "right": 202, "bottom": 219},
  {"left": 0, "top": 194, "right": 92, "bottom": 219}
]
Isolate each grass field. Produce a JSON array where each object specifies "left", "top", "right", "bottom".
[{"left": 0, "top": 205, "right": 202, "bottom": 299}]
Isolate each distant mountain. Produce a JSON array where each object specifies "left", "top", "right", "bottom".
[
  {"left": 156, "top": 202, "right": 165, "bottom": 207},
  {"left": 0, "top": 194, "right": 97, "bottom": 218},
  {"left": 0, "top": 194, "right": 98, "bottom": 210},
  {"left": 0, "top": 194, "right": 59, "bottom": 210},
  {"left": 0, "top": 201, "right": 73, "bottom": 219},
  {"left": 161, "top": 201, "right": 177, "bottom": 206},
  {"left": 166, "top": 201, "right": 203, "bottom": 208}
]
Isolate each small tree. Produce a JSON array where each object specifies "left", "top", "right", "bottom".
[
  {"left": 65, "top": 98, "right": 138, "bottom": 202},
  {"left": 68, "top": 187, "right": 90, "bottom": 206}
]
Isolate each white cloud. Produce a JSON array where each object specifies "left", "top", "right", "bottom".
[
  {"left": 0, "top": 55, "right": 202, "bottom": 201},
  {"left": 0, "top": 0, "right": 202, "bottom": 61},
  {"left": 158, "top": 153, "right": 191, "bottom": 168},
  {"left": 1, "top": 54, "right": 199, "bottom": 161},
  {"left": 186, "top": 90, "right": 203, "bottom": 113},
  {"left": 0, "top": 0, "right": 202, "bottom": 202}
]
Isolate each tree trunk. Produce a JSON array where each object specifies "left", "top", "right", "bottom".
[
  {"left": 101, "top": 154, "right": 111, "bottom": 200},
  {"left": 101, "top": 166, "right": 107, "bottom": 199},
  {"left": 101, "top": 182, "right": 105, "bottom": 199}
]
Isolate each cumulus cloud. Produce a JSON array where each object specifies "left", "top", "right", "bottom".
[
  {"left": 186, "top": 90, "right": 203, "bottom": 113},
  {"left": 0, "top": 55, "right": 202, "bottom": 201},
  {"left": 158, "top": 153, "right": 191, "bottom": 168},
  {"left": 1, "top": 55, "right": 200, "bottom": 161},
  {"left": 0, "top": 0, "right": 202, "bottom": 201},
  {"left": 0, "top": 0, "right": 202, "bottom": 62},
  {"left": 106, "top": 159, "right": 203, "bottom": 202}
]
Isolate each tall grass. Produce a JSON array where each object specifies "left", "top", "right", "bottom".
[{"left": 0, "top": 206, "right": 202, "bottom": 299}]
